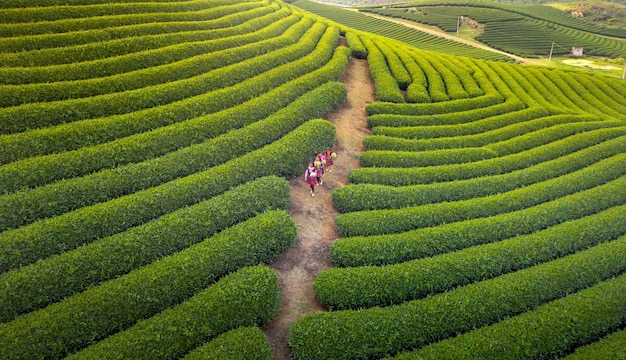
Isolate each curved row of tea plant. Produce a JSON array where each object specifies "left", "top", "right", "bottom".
[
  {"left": 392, "top": 270, "right": 626, "bottom": 360},
  {"left": 476, "top": 17, "right": 626, "bottom": 58},
  {"left": 0, "top": 82, "right": 346, "bottom": 231},
  {"left": 0, "top": 1, "right": 349, "bottom": 359},
  {"left": 182, "top": 327, "right": 273, "bottom": 360},
  {"left": 367, "top": 106, "right": 554, "bottom": 141},
  {"left": 367, "top": 115, "right": 608, "bottom": 150},
  {"left": 292, "top": 1, "right": 626, "bottom": 356},
  {"left": 0, "top": 1, "right": 267, "bottom": 38},
  {"left": 361, "top": 37, "right": 404, "bottom": 103},
  {"left": 0, "top": 2, "right": 278, "bottom": 67},
  {"left": 291, "top": 0, "right": 512, "bottom": 61},
  {"left": 335, "top": 137, "right": 626, "bottom": 212},
  {"left": 331, "top": 176, "right": 626, "bottom": 268},
  {"left": 0, "top": 45, "right": 348, "bottom": 178},
  {"left": 0, "top": 2, "right": 279, "bottom": 53},
  {"left": 0, "top": 8, "right": 296, "bottom": 106},
  {"left": 367, "top": 97, "right": 525, "bottom": 128},
  {"left": 316, "top": 204, "right": 626, "bottom": 309},
  {"left": 365, "top": 2, "right": 626, "bottom": 55},
  {"left": 562, "top": 327, "right": 626, "bottom": 360},
  {"left": 0, "top": 119, "right": 335, "bottom": 273},
  {"left": 290, "top": 239, "right": 626, "bottom": 359},
  {"left": 0, "top": 7, "right": 293, "bottom": 85},
  {"left": 360, "top": 122, "right": 625, "bottom": 168},
  {"left": 1, "top": 264, "right": 280, "bottom": 360},
  {"left": 336, "top": 157, "right": 626, "bottom": 237},
  {"left": 0, "top": 20, "right": 336, "bottom": 133},
  {"left": 0, "top": 0, "right": 221, "bottom": 24},
  {"left": 0, "top": 0, "right": 255, "bottom": 9},
  {"left": 0, "top": 179, "right": 291, "bottom": 322},
  {"left": 349, "top": 131, "right": 626, "bottom": 186}
]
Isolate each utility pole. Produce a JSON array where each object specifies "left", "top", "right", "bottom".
[
  {"left": 548, "top": 41, "right": 555, "bottom": 63},
  {"left": 457, "top": 15, "right": 460, "bottom": 35},
  {"left": 622, "top": 62, "right": 625, "bottom": 80}
]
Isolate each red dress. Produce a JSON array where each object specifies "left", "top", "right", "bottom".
[
  {"left": 305, "top": 167, "right": 318, "bottom": 186},
  {"left": 324, "top": 151, "right": 334, "bottom": 166}
]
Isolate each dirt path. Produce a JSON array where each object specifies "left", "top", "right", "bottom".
[{"left": 262, "top": 52, "right": 374, "bottom": 359}]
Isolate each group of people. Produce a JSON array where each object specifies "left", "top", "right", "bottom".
[{"left": 304, "top": 147, "right": 336, "bottom": 197}]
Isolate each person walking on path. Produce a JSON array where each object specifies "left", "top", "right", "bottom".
[
  {"left": 323, "top": 147, "right": 334, "bottom": 172},
  {"left": 305, "top": 162, "right": 318, "bottom": 197},
  {"left": 314, "top": 155, "right": 324, "bottom": 186}
]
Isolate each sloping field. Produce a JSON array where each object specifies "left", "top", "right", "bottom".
[
  {"left": 363, "top": 2, "right": 626, "bottom": 58},
  {"left": 0, "top": 0, "right": 349, "bottom": 358},
  {"left": 289, "top": 14, "right": 626, "bottom": 360},
  {"left": 290, "top": 0, "right": 513, "bottom": 62},
  {"left": 1, "top": 0, "right": 626, "bottom": 359}
]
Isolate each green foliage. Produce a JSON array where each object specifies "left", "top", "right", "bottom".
[
  {"left": 0, "top": 3, "right": 282, "bottom": 68},
  {"left": 0, "top": 119, "right": 336, "bottom": 273},
  {"left": 291, "top": 0, "right": 512, "bottom": 61},
  {"left": 562, "top": 328, "right": 626, "bottom": 360},
  {"left": 366, "top": 2, "right": 626, "bottom": 58},
  {"left": 290, "top": 239, "right": 626, "bottom": 359},
  {"left": 0, "top": 0, "right": 218, "bottom": 23},
  {"left": 337, "top": 155, "right": 626, "bottom": 237},
  {"left": 0, "top": 46, "right": 348, "bottom": 190},
  {"left": 367, "top": 97, "right": 524, "bottom": 128},
  {"left": 317, "top": 205, "right": 626, "bottom": 309},
  {"left": 345, "top": 31, "right": 367, "bottom": 59},
  {"left": 41, "top": 265, "right": 279, "bottom": 360},
  {"left": 0, "top": 2, "right": 278, "bottom": 74},
  {"left": 331, "top": 176, "right": 626, "bottom": 267},
  {"left": 0, "top": 1, "right": 264, "bottom": 38},
  {"left": 362, "top": 37, "right": 404, "bottom": 103},
  {"left": 0, "top": 0, "right": 245, "bottom": 8},
  {"left": 0, "top": 20, "right": 334, "bottom": 134},
  {"left": 336, "top": 138, "right": 626, "bottom": 212},
  {"left": 368, "top": 106, "right": 551, "bottom": 140},
  {"left": 377, "top": 41, "right": 412, "bottom": 90},
  {"left": 0, "top": 3, "right": 280, "bottom": 53},
  {"left": 0, "top": 81, "right": 347, "bottom": 230},
  {"left": 0, "top": 180, "right": 292, "bottom": 322},
  {"left": 366, "top": 92, "right": 504, "bottom": 116},
  {"left": 392, "top": 270, "right": 626, "bottom": 360},
  {"left": 349, "top": 131, "right": 626, "bottom": 186},
  {"left": 182, "top": 327, "right": 273, "bottom": 360},
  {"left": 394, "top": 46, "right": 430, "bottom": 103},
  {"left": 359, "top": 147, "right": 496, "bottom": 168},
  {"left": 0, "top": 8, "right": 294, "bottom": 106},
  {"left": 368, "top": 116, "right": 614, "bottom": 151}
]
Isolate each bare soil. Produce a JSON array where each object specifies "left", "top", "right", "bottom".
[{"left": 262, "top": 51, "right": 374, "bottom": 359}]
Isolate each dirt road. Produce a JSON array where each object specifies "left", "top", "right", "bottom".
[{"left": 262, "top": 53, "right": 374, "bottom": 359}]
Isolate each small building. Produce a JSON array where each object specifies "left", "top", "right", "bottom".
[{"left": 572, "top": 46, "right": 583, "bottom": 57}]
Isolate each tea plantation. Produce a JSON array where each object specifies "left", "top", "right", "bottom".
[{"left": 1, "top": 0, "right": 625, "bottom": 359}]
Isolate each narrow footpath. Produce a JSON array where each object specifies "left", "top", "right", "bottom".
[{"left": 262, "top": 52, "right": 375, "bottom": 359}]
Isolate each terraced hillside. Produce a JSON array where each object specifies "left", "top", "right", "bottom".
[
  {"left": 362, "top": 1, "right": 626, "bottom": 58},
  {"left": 1, "top": 0, "right": 626, "bottom": 359},
  {"left": 0, "top": 0, "right": 349, "bottom": 358},
  {"left": 288, "top": 9, "right": 626, "bottom": 360},
  {"left": 290, "top": 0, "right": 513, "bottom": 62}
]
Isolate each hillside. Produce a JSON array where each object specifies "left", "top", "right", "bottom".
[
  {"left": 1, "top": 0, "right": 625, "bottom": 359},
  {"left": 559, "top": 0, "right": 626, "bottom": 28}
]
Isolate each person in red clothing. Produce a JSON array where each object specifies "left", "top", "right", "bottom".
[
  {"left": 314, "top": 155, "right": 324, "bottom": 186},
  {"left": 304, "top": 162, "right": 318, "bottom": 197},
  {"left": 323, "top": 147, "right": 335, "bottom": 172}
]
